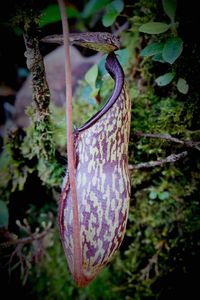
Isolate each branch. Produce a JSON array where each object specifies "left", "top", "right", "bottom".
[
  {"left": 135, "top": 131, "right": 200, "bottom": 151},
  {"left": 23, "top": 17, "right": 54, "bottom": 160},
  {"left": 23, "top": 22, "right": 50, "bottom": 116},
  {"left": 0, "top": 221, "right": 52, "bottom": 248},
  {"left": 140, "top": 240, "right": 165, "bottom": 280},
  {"left": 129, "top": 151, "right": 188, "bottom": 170},
  {"left": 0, "top": 218, "right": 52, "bottom": 285}
]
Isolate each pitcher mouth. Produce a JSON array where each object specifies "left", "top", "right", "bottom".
[
  {"left": 41, "top": 33, "right": 124, "bottom": 133},
  {"left": 76, "top": 52, "right": 124, "bottom": 133}
]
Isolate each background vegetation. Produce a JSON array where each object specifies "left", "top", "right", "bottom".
[{"left": 0, "top": 0, "right": 200, "bottom": 299}]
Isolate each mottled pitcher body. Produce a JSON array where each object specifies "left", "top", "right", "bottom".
[{"left": 59, "top": 53, "right": 131, "bottom": 286}]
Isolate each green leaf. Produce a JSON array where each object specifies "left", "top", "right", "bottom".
[
  {"left": 149, "top": 191, "right": 157, "bottom": 200},
  {"left": 109, "top": 0, "right": 124, "bottom": 13},
  {"left": 176, "top": 78, "right": 189, "bottom": 94},
  {"left": 140, "top": 42, "right": 164, "bottom": 57},
  {"left": 155, "top": 72, "right": 175, "bottom": 86},
  {"left": 0, "top": 200, "right": 9, "bottom": 228},
  {"left": 162, "top": 0, "right": 177, "bottom": 21},
  {"left": 90, "top": 87, "right": 100, "bottom": 98},
  {"left": 66, "top": 7, "right": 81, "bottom": 18},
  {"left": 152, "top": 53, "right": 165, "bottom": 63},
  {"left": 102, "top": 12, "right": 118, "bottom": 27},
  {"left": 82, "top": 0, "right": 110, "bottom": 18},
  {"left": 39, "top": 4, "right": 60, "bottom": 27},
  {"left": 85, "top": 64, "right": 98, "bottom": 88},
  {"left": 158, "top": 191, "right": 170, "bottom": 200},
  {"left": 115, "top": 48, "right": 130, "bottom": 66},
  {"left": 162, "top": 37, "right": 183, "bottom": 64},
  {"left": 102, "top": 0, "right": 124, "bottom": 27},
  {"left": 139, "top": 22, "right": 170, "bottom": 34},
  {"left": 39, "top": 4, "right": 80, "bottom": 28}
]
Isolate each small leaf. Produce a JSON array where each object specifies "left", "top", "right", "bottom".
[
  {"left": 140, "top": 42, "right": 164, "bottom": 57},
  {"left": 139, "top": 22, "right": 170, "bottom": 34},
  {"left": 162, "top": 0, "right": 177, "bottom": 21},
  {"left": 66, "top": 7, "right": 81, "bottom": 18},
  {"left": 90, "top": 87, "right": 100, "bottom": 98},
  {"left": 155, "top": 72, "right": 175, "bottom": 86},
  {"left": 110, "top": 0, "right": 124, "bottom": 13},
  {"left": 149, "top": 191, "right": 157, "bottom": 200},
  {"left": 158, "top": 191, "right": 170, "bottom": 200},
  {"left": 0, "top": 200, "right": 9, "bottom": 228},
  {"left": 82, "top": 0, "right": 110, "bottom": 18},
  {"left": 115, "top": 49, "right": 130, "bottom": 66},
  {"left": 152, "top": 53, "right": 165, "bottom": 63},
  {"left": 102, "top": 12, "right": 118, "bottom": 27},
  {"left": 85, "top": 64, "right": 98, "bottom": 87},
  {"left": 176, "top": 78, "right": 189, "bottom": 94},
  {"left": 162, "top": 37, "right": 183, "bottom": 64},
  {"left": 39, "top": 4, "right": 60, "bottom": 27},
  {"left": 102, "top": 0, "right": 124, "bottom": 27},
  {"left": 39, "top": 4, "right": 80, "bottom": 27}
]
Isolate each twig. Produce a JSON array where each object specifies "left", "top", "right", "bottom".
[
  {"left": 0, "top": 221, "right": 52, "bottom": 248},
  {"left": 129, "top": 151, "right": 188, "bottom": 170},
  {"left": 140, "top": 240, "right": 165, "bottom": 281},
  {"left": 0, "top": 220, "right": 52, "bottom": 284},
  {"left": 135, "top": 131, "right": 200, "bottom": 151},
  {"left": 140, "top": 252, "right": 159, "bottom": 280},
  {"left": 57, "top": 0, "right": 82, "bottom": 281}
]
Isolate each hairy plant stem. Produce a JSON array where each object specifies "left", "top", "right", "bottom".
[
  {"left": 57, "top": 0, "right": 82, "bottom": 281},
  {"left": 23, "top": 24, "right": 50, "bottom": 119},
  {"left": 23, "top": 19, "right": 54, "bottom": 160}
]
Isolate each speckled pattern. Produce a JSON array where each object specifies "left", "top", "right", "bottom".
[{"left": 59, "top": 53, "right": 131, "bottom": 286}]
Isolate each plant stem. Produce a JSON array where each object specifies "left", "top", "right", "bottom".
[
  {"left": 23, "top": 25, "right": 50, "bottom": 116},
  {"left": 0, "top": 222, "right": 52, "bottom": 248},
  {"left": 129, "top": 151, "right": 188, "bottom": 170},
  {"left": 23, "top": 19, "right": 54, "bottom": 160},
  {"left": 135, "top": 131, "right": 200, "bottom": 151},
  {"left": 57, "top": 0, "right": 83, "bottom": 281}
]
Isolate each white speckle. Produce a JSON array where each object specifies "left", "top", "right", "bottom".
[
  {"left": 111, "top": 198, "right": 115, "bottom": 210},
  {"left": 92, "top": 176, "right": 97, "bottom": 186},
  {"left": 82, "top": 173, "right": 87, "bottom": 186}
]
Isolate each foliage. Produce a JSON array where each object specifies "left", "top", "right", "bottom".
[
  {"left": 155, "top": 72, "right": 175, "bottom": 86},
  {"left": 139, "top": 0, "right": 188, "bottom": 93},
  {"left": 176, "top": 78, "right": 189, "bottom": 94},
  {"left": 84, "top": 64, "right": 100, "bottom": 98},
  {"left": 102, "top": 0, "right": 124, "bottom": 27},
  {"left": 81, "top": 0, "right": 111, "bottom": 19},
  {"left": 139, "top": 22, "right": 170, "bottom": 34},
  {"left": 39, "top": 4, "right": 80, "bottom": 28},
  {"left": 81, "top": 0, "right": 123, "bottom": 28}
]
